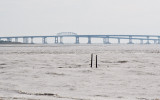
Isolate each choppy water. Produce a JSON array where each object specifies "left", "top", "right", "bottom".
[{"left": 0, "top": 44, "right": 160, "bottom": 100}]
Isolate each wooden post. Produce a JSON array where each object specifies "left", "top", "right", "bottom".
[
  {"left": 96, "top": 55, "right": 97, "bottom": 68},
  {"left": 91, "top": 53, "right": 93, "bottom": 68}
]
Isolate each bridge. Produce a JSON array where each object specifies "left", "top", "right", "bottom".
[{"left": 0, "top": 32, "right": 160, "bottom": 44}]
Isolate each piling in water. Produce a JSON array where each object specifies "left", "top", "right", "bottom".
[
  {"left": 96, "top": 55, "right": 98, "bottom": 68},
  {"left": 91, "top": 53, "right": 93, "bottom": 68}
]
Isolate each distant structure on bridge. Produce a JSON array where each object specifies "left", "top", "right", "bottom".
[
  {"left": 57, "top": 32, "right": 77, "bottom": 36},
  {"left": 0, "top": 32, "right": 160, "bottom": 44}
]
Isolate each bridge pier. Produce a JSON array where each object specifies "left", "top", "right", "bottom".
[
  {"left": 26, "top": 38, "right": 28, "bottom": 43},
  {"left": 103, "top": 36, "right": 110, "bottom": 44},
  {"left": 146, "top": 36, "right": 150, "bottom": 44},
  {"left": 140, "top": 39, "right": 143, "bottom": 44},
  {"left": 7, "top": 38, "right": 12, "bottom": 42},
  {"left": 128, "top": 36, "right": 133, "bottom": 44},
  {"left": 118, "top": 38, "right": 120, "bottom": 44},
  {"left": 60, "top": 37, "right": 63, "bottom": 44},
  {"left": 31, "top": 37, "right": 34, "bottom": 44},
  {"left": 42, "top": 37, "right": 47, "bottom": 44},
  {"left": 23, "top": 38, "right": 25, "bottom": 43},
  {"left": 75, "top": 36, "right": 79, "bottom": 44},
  {"left": 55, "top": 36, "right": 58, "bottom": 44},
  {"left": 15, "top": 38, "right": 18, "bottom": 42},
  {"left": 23, "top": 38, "right": 28, "bottom": 43},
  {"left": 154, "top": 40, "right": 157, "bottom": 44},
  {"left": 88, "top": 37, "right": 91, "bottom": 44},
  {"left": 158, "top": 37, "right": 160, "bottom": 44}
]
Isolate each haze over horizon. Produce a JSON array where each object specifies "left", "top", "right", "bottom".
[{"left": 1, "top": 0, "right": 160, "bottom": 36}]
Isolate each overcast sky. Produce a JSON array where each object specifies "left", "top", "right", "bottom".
[{"left": 0, "top": 0, "right": 160, "bottom": 36}]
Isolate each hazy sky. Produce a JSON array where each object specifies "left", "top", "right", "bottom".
[{"left": 1, "top": 0, "right": 160, "bottom": 36}]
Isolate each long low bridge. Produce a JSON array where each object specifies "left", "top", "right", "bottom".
[{"left": 0, "top": 32, "right": 160, "bottom": 44}]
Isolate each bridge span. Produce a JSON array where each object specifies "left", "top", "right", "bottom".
[{"left": 0, "top": 32, "right": 160, "bottom": 44}]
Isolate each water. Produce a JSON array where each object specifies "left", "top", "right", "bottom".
[{"left": 0, "top": 44, "right": 160, "bottom": 100}]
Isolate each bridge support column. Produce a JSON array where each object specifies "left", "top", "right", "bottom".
[
  {"left": 154, "top": 40, "right": 157, "bottom": 44},
  {"left": 23, "top": 38, "right": 28, "bottom": 43},
  {"left": 118, "top": 38, "right": 120, "bottom": 44},
  {"left": 31, "top": 37, "right": 34, "bottom": 44},
  {"left": 103, "top": 36, "right": 110, "bottom": 44},
  {"left": 128, "top": 36, "right": 133, "bottom": 44},
  {"left": 140, "top": 39, "right": 143, "bottom": 44},
  {"left": 146, "top": 36, "right": 150, "bottom": 44},
  {"left": 88, "top": 37, "right": 91, "bottom": 44},
  {"left": 26, "top": 38, "right": 29, "bottom": 43},
  {"left": 23, "top": 38, "right": 25, "bottom": 43},
  {"left": 42, "top": 37, "right": 47, "bottom": 44},
  {"left": 158, "top": 37, "right": 160, "bottom": 44},
  {"left": 75, "top": 36, "right": 79, "bottom": 44},
  {"left": 7, "top": 38, "right": 12, "bottom": 42},
  {"left": 15, "top": 38, "right": 18, "bottom": 42},
  {"left": 103, "top": 38, "right": 106, "bottom": 44},
  {"left": 60, "top": 37, "right": 63, "bottom": 44},
  {"left": 55, "top": 36, "right": 58, "bottom": 44}
]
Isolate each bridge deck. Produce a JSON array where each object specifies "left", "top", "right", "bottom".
[{"left": 0, "top": 34, "right": 160, "bottom": 44}]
